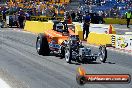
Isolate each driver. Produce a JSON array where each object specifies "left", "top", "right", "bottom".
[
  {"left": 53, "top": 21, "right": 69, "bottom": 34},
  {"left": 56, "top": 23, "right": 64, "bottom": 32}
]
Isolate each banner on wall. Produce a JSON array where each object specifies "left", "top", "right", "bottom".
[
  {"left": 30, "top": 16, "right": 64, "bottom": 22},
  {"left": 116, "top": 35, "right": 132, "bottom": 50}
]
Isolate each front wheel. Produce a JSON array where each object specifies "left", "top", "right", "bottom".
[
  {"left": 99, "top": 46, "right": 107, "bottom": 63},
  {"left": 99, "top": 20, "right": 103, "bottom": 24},
  {"left": 65, "top": 48, "right": 72, "bottom": 63}
]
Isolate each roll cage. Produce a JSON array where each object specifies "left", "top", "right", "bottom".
[{"left": 52, "top": 20, "right": 69, "bottom": 33}]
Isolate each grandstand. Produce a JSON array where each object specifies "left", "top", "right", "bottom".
[
  {"left": 67, "top": 0, "right": 132, "bottom": 18},
  {"left": 1, "top": 0, "right": 131, "bottom": 18},
  {"left": 8, "top": 0, "right": 70, "bottom": 4},
  {"left": 90, "top": 1, "right": 132, "bottom": 17}
]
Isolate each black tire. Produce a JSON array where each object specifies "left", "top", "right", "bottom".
[
  {"left": 99, "top": 46, "right": 107, "bottom": 63},
  {"left": 65, "top": 47, "right": 72, "bottom": 63},
  {"left": 36, "top": 33, "right": 50, "bottom": 56},
  {"left": 60, "top": 46, "right": 65, "bottom": 58}
]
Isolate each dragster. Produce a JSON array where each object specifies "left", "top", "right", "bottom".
[{"left": 36, "top": 20, "right": 107, "bottom": 63}]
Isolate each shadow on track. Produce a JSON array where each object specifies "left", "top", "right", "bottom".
[
  {"left": 82, "top": 61, "right": 101, "bottom": 64},
  {"left": 69, "top": 62, "right": 81, "bottom": 65},
  {"left": 105, "top": 62, "right": 115, "bottom": 64},
  {"left": 43, "top": 53, "right": 115, "bottom": 65}
]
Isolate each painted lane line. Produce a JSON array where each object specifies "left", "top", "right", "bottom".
[{"left": 0, "top": 78, "right": 11, "bottom": 88}]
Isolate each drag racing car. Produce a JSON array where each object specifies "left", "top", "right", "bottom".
[{"left": 36, "top": 20, "right": 107, "bottom": 63}]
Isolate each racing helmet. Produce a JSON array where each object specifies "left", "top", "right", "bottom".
[{"left": 56, "top": 23, "right": 64, "bottom": 32}]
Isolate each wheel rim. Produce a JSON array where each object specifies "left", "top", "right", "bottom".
[
  {"left": 99, "top": 21, "right": 102, "bottom": 24},
  {"left": 36, "top": 39, "right": 41, "bottom": 51},
  {"left": 100, "top": 49, "right": 105, "bottom": 61},
  {"left": 65, "top": 49, "right": 70, "bottom": 62}
]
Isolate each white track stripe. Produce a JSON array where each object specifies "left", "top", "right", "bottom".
[{"left": 0, "top": 78, "right": 11, "bottom": 88}]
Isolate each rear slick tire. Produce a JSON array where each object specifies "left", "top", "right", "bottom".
[{"left": 36, "top": 34, "right": 50, "bottom": 56}]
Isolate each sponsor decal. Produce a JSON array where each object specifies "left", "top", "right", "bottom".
[
  {"left": 76, "top": 67, "right": 131, "bottom": 85},
  {"left": 117, "top": 37, "right": 128, "bottom": 48},
  {"left": 30, "top": 16, "right": 64, "bottom": 21},
  {"left": 116, "top": 35, "right": 132, "bottom": 50}
]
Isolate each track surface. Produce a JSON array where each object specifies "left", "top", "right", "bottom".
[{"left": 0, "top": 28, "right": 132, "bottom": 88}]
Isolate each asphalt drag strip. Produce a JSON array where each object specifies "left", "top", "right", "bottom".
[{"left": 0, "top": 28, "right": 131, "bottom": 88}]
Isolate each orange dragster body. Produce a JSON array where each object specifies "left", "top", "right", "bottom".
[
  {"left": 44, "top": 28, "right": 76, "bottom": 45},
  {"left": 36, "top": 21, "right": 78, "bottom": 56}
]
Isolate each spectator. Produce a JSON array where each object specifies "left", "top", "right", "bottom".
[
  {"left": 67, "top": 14, "right": 72, "bottom": 24},
  {"left": 83, "top": 13, "right": 91, "bottom": 40},
  {"left": 71, "top": 10, "right": 76, "bottom": 21},
  {"left": 125, "top": 10, "right": 132, "bottom": 28},
  {"left": 76, "top": 11, "right": 83, "bottom": 23},
  {"left": 2, "top": 9, "right": 6, "bottom": 21},
  {"left": 18, "top": 14, "right": 25, "bottom": 28},
  {"left": 25, "top": 11, "right": 31, "bottom": 20},
  {"left": 52, "top": 11, "right": 57, "bottom": 20},
  {"left": 12, "top": 12, "right": 19, "bottom": 27}
]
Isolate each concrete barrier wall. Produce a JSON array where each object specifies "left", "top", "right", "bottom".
[
  {"left": 87, "top": 32, "right": 113, "bottom": 46},
  {"left": 74, "top": 24, "right": 83, "bottom": 40},
  {"left": 24, "top": 21, "right": 53, "bottom": 34}
]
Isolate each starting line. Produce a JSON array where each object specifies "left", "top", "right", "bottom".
[{"left": 0, "top": 78, "right": 11, "bottom": 88}]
